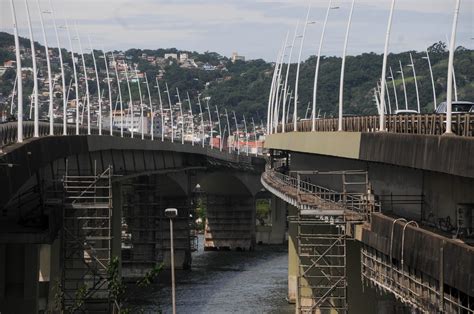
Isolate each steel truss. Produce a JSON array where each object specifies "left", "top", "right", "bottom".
[{"left": 61, "top": 165, "right": 113, "bottom": 312}]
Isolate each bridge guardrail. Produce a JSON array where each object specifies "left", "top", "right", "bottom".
[
  {"left": 265, "top": 169, "right": 378, "bottom": 219},
  {"left": 0, "top": 122, "right": 261, "bottom": 164},
  {"left": 277, "top": 114, "right": 474, "bottom": 137}
]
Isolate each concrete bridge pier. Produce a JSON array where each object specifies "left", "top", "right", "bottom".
[
  {"left": 121, "top": 174, "right": 192, "bottom": 278},
  {"left": 269, "top": 195, "right": 287, "bottom": 244},
  {"left": 0, "top": 244, "right": 40, "bottom": 313},
  {"left": 287, "top": 205, "right": 298, "bottom": 305},
  {"left": 198, "top": 171, "right": 262, "bottom": 251},
  {"left": 204, "top": 194, "right": 256, "bottom": 251}
]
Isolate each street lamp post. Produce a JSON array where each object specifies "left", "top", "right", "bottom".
[
  {"left": 102, "top": 48, "right": 113, "bottom": 135},
  {"left": 445, "top": 35, "right": 459, "bottom": 102},
  {"left": 273, "top": 32, "right": 289, "bottom": 134},
  {"left": 74, "top": 23, "right": 91, "bottom": 134},
  {"left": 225, "top": 109, "right": 232, "bottom": 153},
  {"left": 305, "top": 102, "right": 311, "bottom": 120},
  {"left": 251, "top": 117, "right": 257, "bottom": 156},
  {"left": 294, "top": 4, "right": 312, "bottom": 132},
  {"left": 134, "top": 66, "right": 144, "bottom": 139},
  {"left": 197, "top": 96, "right": 204, "bottom": 147},
  {"left": 144, "top": 75, "right": 154, "bottom": 140},
  {"left": 215, "top": 105, "right": 222, "bottom": 151},
  {"left": 388, "top": 67, "right": 399, "bottom": 111},
  {"left": 155, "top": 79, "right": 164, "bottom": 141},
  {"left": 397, "top": 60, "right": 408, "bottom": 110},
  {"left": 49, "top": 0, "right": 67, "bottom": 135},
  {"left": 123, "top": 62, "right": 134, "bottom": 138},
  {"left": 176, "top": 88, "right": 185, "bottom": 144},
  {"left": 165, "top": 83, "right": 174, "bottom": 142},
  {"left": 269, "top": 41, "right": 285, "bottom": 135},
  {"left": 88, "top": 36, "right": 102, "bottom": 134},
  {"left": 111, "top": 52, "right": 124, "bottom": 137},
  {"left": 338, "top": 0, "right": 355, "bottom": 131},
  {"left": 222, "top": 125, "right": 227, "bottom": 152},
  {"left": 25, "top": 0, "right": 39, "bottom": 137},
  {"left": 164, "top": 208, "right": 178, "bottom": 314},
  {"left": 377, "top": 81, "right": 387, "bottom": 114},
  {"left": 205, "top": 97, "right": 213, "bottom": 148},
  {"left": 186, "top": 92, "right": 195, "bottom": 146},
  {"left": 243, "top": 115, "right": 249, "bottom": 156},
  {"left": 10, "top": 0, "right": 23, "bottom": 142},
  {"left": 286, "top": 90, "right": 293, "bottom": 124},
  {"left": 378, "top": 0, "right": 396, "bottom": 131},
  {"left": 282, "top": 21, "right": 299, "bottom": 133},
  {"left": 232, "top": 111, "right": 240, "bottom": 155},
  {"left": 445, "top": 0, "right": 461, "bottom": 135},
  {"left": 407, "top": 53, "right": 421, "bottom": 113},
  {"left": 384, "top": 78, "right": 392, "bottom": 114},
  {"left": 36, "top": 0, "right": 54, "bottom": 135},
  {"left": 422, "top": 50, "right": 437, "bottom": 110},
  {"left": 266, "top": 52, "right": 279, "bottom": 135},
  {"left": 313, "top": 0, "right": 338, "bottom": 131},
  {"left": 64, "top": 19, "right": 80, "bottom": 135}
]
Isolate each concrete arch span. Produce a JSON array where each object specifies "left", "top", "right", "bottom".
[{"left": 195, "top": 171, "right": 264, "bottom": 251}]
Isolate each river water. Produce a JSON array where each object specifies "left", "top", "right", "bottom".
[{"left": 127, "top": 235, "right": 294, "bottom": 313}]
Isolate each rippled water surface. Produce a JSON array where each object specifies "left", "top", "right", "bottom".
[{"left": 128, "top": 235, "right": 294, "bottom": 313}]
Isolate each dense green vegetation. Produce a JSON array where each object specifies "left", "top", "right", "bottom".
[{"left": 1, "top": 30, "right": 472, "bottom": 121}]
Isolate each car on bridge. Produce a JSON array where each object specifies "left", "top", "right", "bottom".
[
  {"left": 435, "top": 101, "right": 474, "bottom": 114},
  {"left": 394, "top": 109, "right": 419, "bottom": 115}
]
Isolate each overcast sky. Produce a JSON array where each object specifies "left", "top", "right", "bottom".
[{"left": 1, "top": 0, "right": 473, "bottom": 61}]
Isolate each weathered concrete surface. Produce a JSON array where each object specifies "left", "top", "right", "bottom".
[
  {"left": 360, "top": 132, "right": 474, "bottom": 179},
  {"left": 362, "top": 213, "right": 474, "bottom": 297},
  {"left": 204, "top": 195, "right": 255, "bottom": 251},
  {"left": 265, "top": 132, "right": 474, "bottom": 179},
  {"left": 265, "top": 132, "right": 361, "bottom": 159},
  {"left": 287, "top": 205, "right": 298, "bottom": 304}
]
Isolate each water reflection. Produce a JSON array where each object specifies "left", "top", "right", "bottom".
[{"left": 127, "top": 235, "right": 294, "bottom": 313}]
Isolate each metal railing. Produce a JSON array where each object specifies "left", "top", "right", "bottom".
[
  {"left": 264, "top": 169, "right": 378, "bottom": 218},
  {"left": 0, "top": 122, "right": 261, "bottom": 164},
  {"left": 276, "top": 114, "right": 474, "bottom": 137}
]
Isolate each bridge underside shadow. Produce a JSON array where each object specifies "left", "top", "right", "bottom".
[
  {"left": 0, "top": 135, "right": 264, "bottom": 313},
  {"left": 198, "top": 171, "right": 263, "bottom": 251}
]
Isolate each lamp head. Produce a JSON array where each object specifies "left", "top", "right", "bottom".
[{"left": 165, "top": 208, "right": 178, "bottom": 218}]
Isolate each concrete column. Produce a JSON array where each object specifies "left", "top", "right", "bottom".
[
  {"left": 205, "top": 194, "right": 255, "bottom": 251},
  {"left": 0, "top": 244, "right": 39, "bottom": 314},
  {"left": 0, "top": 244, "right": 5, "bottom": 300},
  {"left": 122, "top": 176, "right": 192, "bottom": 278},
  {"left": 287, "top": 205, "right": 298, "bottom": 304},
  {"left": 47, "top": 238, "right": 61, "bottom": 312},
  {"left": 269, "top": 195, "right": 287, "bottom": 244}
]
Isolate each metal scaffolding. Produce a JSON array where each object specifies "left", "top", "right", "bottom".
[
  {"left": 61, "top": 165, "right": 113, "bottom": 312},
  {"left": 296, "top": 213, "right": 347, "bottom": 313},
  {"left": 294, "top": 170, "right": 372, "bottom": 314},
  {"left": 262, "top": 164, "right": 378, "bottom": 313}
]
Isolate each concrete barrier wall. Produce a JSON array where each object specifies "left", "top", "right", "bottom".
[
  {"left": 265, "top": 132, "right": 474, "bottom": 179},
  {"left": 362, "top": 213, "right": 474, "bottom": 296}
]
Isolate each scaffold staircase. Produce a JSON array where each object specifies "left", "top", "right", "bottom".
[
  {"left": 297, "top": 212, "right": 347, "bottom": 313},
  {"left": 263, "top": 166, "right": 376, "bottom": 313},
  {"left": 61, "top": 166, "right": 113, "bottom": 312}
]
